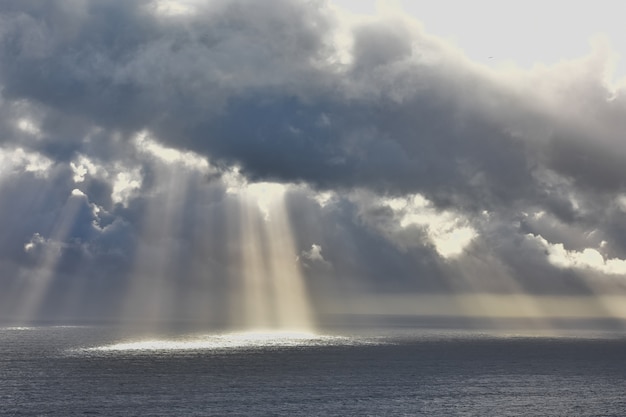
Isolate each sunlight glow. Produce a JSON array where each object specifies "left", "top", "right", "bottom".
[
  {"left": 231, "top": 181, "right": 314, "bottom": 331},
  {"left": 87, "top": 330, "right": 353, "bottom": 352},
  {"left": 245, "top": 182, "right": 287, "bottom": 221},
  {"left": 331, "top": 0, "right": 626, "bottom": 80},
  {"left": 325, "top": 294, "right": 626, "bottom": 320}
]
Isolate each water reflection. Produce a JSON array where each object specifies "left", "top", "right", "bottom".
[{"left": 83, "top": 330, "right": 363, "bottom": 352}]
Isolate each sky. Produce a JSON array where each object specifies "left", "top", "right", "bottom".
[{"left": 1, "top": 0, "right": 626, "bottom": 330}]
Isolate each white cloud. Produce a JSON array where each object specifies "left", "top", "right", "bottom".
[
  {"left": 111, "top": 169, "right": 142, "bottom": 207},
  {"left": 222, "top": 167, "right": 291, "bottom": 221},
  {"left": 382, "top": 193, "right": 477, "bottom": 258},
  {"left": 70, "top": 155, "right": 100, "bottom": 183},
  {"left": 68, "top": 153, "right": 143, "bottom": 207},
  {"left": 299, "top": 244, "right": 332, "bottom": 269},
  {"left": 24, "top": 233, "right": 45, "bottom": 253},
  {"left": 313, "top": 190, "right": 336, "bottom": 208},
  {"left": 134, "top": 131, "right": 213, "bottom": 173},
  {"left": 530, "top": 234, "right": 626, "bottom": 276},
  {"left": 150, "top": 0, "right": 197, "bottom": 17},
  {"left": 0, "top": 147, "right": 53, "bottom": 177},
  {"left": 23, "top": 232, "right": 66, "bottom": 260}
]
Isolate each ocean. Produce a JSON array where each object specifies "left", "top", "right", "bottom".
[{"left": 2, "top": 325, "right": 626, "bottom": 416}]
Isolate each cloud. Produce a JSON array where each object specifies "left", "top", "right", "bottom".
[
  {"left": 0, "top": 0, "right": 625, "bottom": 324},
  {"left": 299, "top": 243, "right": 332, "bottom": 270},
  {"left": 2, "top": 0, "right": 622, "bottom": 205},
  {"left": 0, "top": 146, "right": 53, "bottom": 177},
  {"left": 530, "top": 234, "right": 626, "bottom": 276}
]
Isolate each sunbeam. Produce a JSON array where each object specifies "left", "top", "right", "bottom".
[
  {"left": 230, "top": 181, "right": 314, "bottom": 331},
  {"left": 15, "top": 189, "right": 87, "bottom": 323},
  {"left": 257, "top": 184, "right": 313, "bottom": 329},
  {"left": 121, "top": 168, "right": 190, "bottom": 327}
]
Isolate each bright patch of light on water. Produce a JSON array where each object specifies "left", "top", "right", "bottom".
[
  {"left": 83, "top": 330, "right": 367, "bottom": 353},
  {"left": 3, "top": 325, "right": 86, "bottom": 331},
  {"left": 4, "top": 326, "right": 37, "bottom": 331}
]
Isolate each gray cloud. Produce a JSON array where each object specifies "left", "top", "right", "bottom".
[{"left": 0, "top": 0, "right": 625, "bottom": 325}]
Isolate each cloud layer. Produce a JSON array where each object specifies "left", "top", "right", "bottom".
[{"left": 1, "top": 0, "right": 625, "bottom": 324}]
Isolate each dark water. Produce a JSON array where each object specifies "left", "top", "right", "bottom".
[{"left": 2, "top": 326, "right": 626, "bottom": 416}]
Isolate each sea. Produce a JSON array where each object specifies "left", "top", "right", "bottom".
[{"left": 2, "top": 324, "right": 626, "bottom": 416}]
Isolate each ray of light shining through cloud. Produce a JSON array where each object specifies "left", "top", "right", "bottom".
[{"left": 0, "top": 0, "right": 625, "bottom": 336}]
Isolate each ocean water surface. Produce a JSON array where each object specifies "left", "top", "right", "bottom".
[{"left": 1, "top": 325, "right": 626, "bottom": 416}]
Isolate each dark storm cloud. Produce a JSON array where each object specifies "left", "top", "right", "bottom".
[
  {"left": 2, "top": 0, "right": 622, "bottom": 207},
  {"left": 0, "top": 0, "right": 534, "bottom": 207}
]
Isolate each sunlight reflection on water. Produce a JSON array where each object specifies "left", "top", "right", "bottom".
[{"left": 81, "top": 330, "right": 371, "bottom": 352}]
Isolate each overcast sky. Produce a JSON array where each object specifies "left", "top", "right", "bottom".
[{"left": 1, "top": 0, "right": 626, "bottom": 328}]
